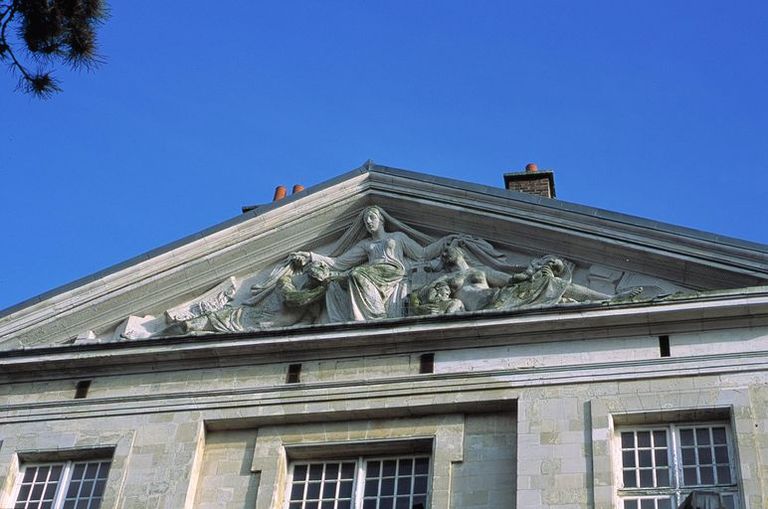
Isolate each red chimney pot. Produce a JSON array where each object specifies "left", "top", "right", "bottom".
[{"left": 273, "top": 185, "right": 287, "bottom": 201}]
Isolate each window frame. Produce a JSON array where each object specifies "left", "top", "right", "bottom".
[
  {"left": 284, "top": 454, "right": 432, "bottom": 509},
  {"left": 11, "top": 458, "right": 112, "bottom": 509},
  {"left": 615, "top": 421, "right": 740, "bottom": 509}
]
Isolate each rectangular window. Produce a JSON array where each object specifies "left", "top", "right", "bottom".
[
  {"left": 13, "top": 460, "right": 111, "bottom": 509},
  {"left": 287, "top": 456, "right": 430, "bottom": 509},
  {"left": 617, "top": 423, "right": 739, "bottom": 509}
]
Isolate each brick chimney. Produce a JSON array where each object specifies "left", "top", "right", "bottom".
[{"left": 503, "top": 163, "right": 556, "bottom": 198}]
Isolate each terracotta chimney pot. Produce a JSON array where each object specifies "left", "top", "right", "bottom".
[
  {"left": 525, "top": 163, "right": 538, "bottom": 173},
  {"left": 292, "top": 184, "right": 305, "bottom": 194},
  {"left": 273, "top": 185, "right": 287, "bottom": 201}
]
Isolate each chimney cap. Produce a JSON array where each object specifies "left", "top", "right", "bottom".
[{"left": 525, "top": 163, "right": 538, "bottom": 173}]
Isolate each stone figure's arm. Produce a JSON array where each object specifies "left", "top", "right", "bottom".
[
  {"left": 310, "top": 242, "right": 368, "bottom": 270},
  {"left": 400, "top": 232, "right": 457, "bottom": 261},
  {"left": 484, "top": 267, "right": 519, "bottom": 287}
]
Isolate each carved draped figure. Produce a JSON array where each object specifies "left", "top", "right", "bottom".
[{"left": 311, "top": 231, "right": 433, "bottom": 322}]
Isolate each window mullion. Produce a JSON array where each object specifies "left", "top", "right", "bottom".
[
  {"left": 52, "top": 461, "right": 72, "bottom": 509},
  {"left": 353, "top": 457, "right": 366, "bottom": 509},
  {"left": 670, "top": 423, "right": 682, "bottom": 506}
]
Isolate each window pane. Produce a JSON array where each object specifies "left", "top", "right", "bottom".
[
  {"left": 309, "top": 464, "right": 323, "bottom": 480},
  {"left": 640, "top": 500, "right": 654, "bottom": 509},
  {"left": 306, "top": 482, "right": 321, "bottom": 499},
  {"left": 22, "top": 468, "right": 37, "bottom": 483},
  {"left": 340, "top": 463, "right": 355, "bottom": 479},
  {"left": 639, "top": 469, "right": 653, "bottom": 487},
  {"left": 712, "top": 427, "right": 727, "bottom": 445},
  {"left": 382, "top": 460, "right": 396, "bottom": 477},
  {"left": 398, "top": 459, "right": 413, "bottom": 476},
  {"left": 638, "top": 450, "right": 652, "bottom": 468},
  {"left": 364, "top": 478, "right": 378, "bottom": 497},
  {"left": 43, "top": 482, "right": 57, "bottom": 500},
  {"left": 683, "top": 467, "right": 698, "bottom": 485},
  {"left": 84, "top": 463, "right": 99, "bottom": 479},
  {"left": 656, "top": 468, "right": 669, "bottom": 487},
  {"left": 322, "top": 481, "right": 337, "bottom": 498},
  {"left": 80, "top": 480, "right": 94, "bottom": 499},
  {"left": 325, "top": 463, "right": 338, "bottom": 479},
  {"left": 49, "top": 466, "right": 63, "bottom": 482},
  {"left": 72, "top": 464, "right": 86, "bottom": 481},
  {"left": 623, "top": 469, "right": 637, "bottom": 488},
  {"left": 31, "top": 484, "right": 45, "bottom": 500},
  {"left": 413, "top": 475, "right": 428, "bottom": 493},
  {"left": 414, "top": 458, "right": 429, "bottom": 475},
  {"left": 624, "top": 501, "right": 638, "bottom": 509},
  {"left": 16, "top": 484, "right": 30, "bottom": 502},
  {"left": 339, "top": 480, "right": 353, "bottom": 498},
  {"left": 366, "top": 461, "right": 380, "bottom": 478},
  {"left": 653, "top": 431, "right": 667, "bottom": 447},
  {"left": 637, "top": 432, "right": 651, "bottom": 448},
  {"left": 66, "top": 480, "right": 81, "bottom": 498},
  {"left": 696, "top": 428, "right": 711, "bottom": 445},
  {"left": 623, "top": 450, "right": 636, "bottom": 468},
  {"left": 294, "top": 465, "right": 308, "bottom": 481},
  {"left": 680, "top": 429, "right": 694, "bottom": 446},
  {"left": 715, "top": 446, "right": 729, "bottom": 463},
  {"left": 717, "top": 466, "right": 732, "bottom": 484},
  {"left": 654, "top": 450, "right": 668, "bottom": 467}
]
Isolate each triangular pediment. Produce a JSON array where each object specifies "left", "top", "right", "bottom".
[{"left": 1, "top": 163, "right": 767, "bottom": 351}]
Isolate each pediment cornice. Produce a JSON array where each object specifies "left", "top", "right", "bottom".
[{"left": 1, "top": 163, "right": 766, "bottom": 350}]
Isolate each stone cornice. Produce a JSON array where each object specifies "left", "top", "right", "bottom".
[
  {"left": 2, "top": 288, "right": 767, "bottom": 378},
  {"left": 1, "top": 343, "right": 766, "bottom": 426},
  {"left": 1, "top": 164, "right": 766, "bottom": 350}
]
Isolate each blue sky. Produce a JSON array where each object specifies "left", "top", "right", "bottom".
[{"left": 1, "top": 1, "right": 767, "bottom": 311}]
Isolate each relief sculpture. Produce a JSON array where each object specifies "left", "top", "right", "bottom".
[{"left": 115, "top": 206, "right": 645, "bottom": 339}]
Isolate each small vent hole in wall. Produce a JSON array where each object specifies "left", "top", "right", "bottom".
[
  {"left": 286, "top": 364, "right": 302, "bottom": 384},
  {"left": 74, "top": 380, "right": 91, "bottom": 399},
  {"left": 419, "top": 353, "right": 434, "bottom": 374},
  {"left": 659, "top": 335, "right": 671, "bottom": 357}
]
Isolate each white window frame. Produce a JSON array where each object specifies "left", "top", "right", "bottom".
[
  {"left": 284, "top": 454, "right": 432, "bottom": 509},
  {"left": 11, "top": 459, "right": 111, "bottom": 509},
  {"left": 615, "top": 422, "right": 740, "bottom": 509}
]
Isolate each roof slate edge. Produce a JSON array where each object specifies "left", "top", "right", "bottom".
[
  {"left": 1, "top": 162, "right": 766, "bottom": 319},
  {"left": 374, "top": 164, "right": 768, "bottom": 253}
]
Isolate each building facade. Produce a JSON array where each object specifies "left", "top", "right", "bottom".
[{"left": 1, "top": 163, "right": 767, "bottom": 509}]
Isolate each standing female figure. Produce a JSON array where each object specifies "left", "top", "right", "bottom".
[{"left": 292, "top": 206, "right": 452, "bottom": 322}]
